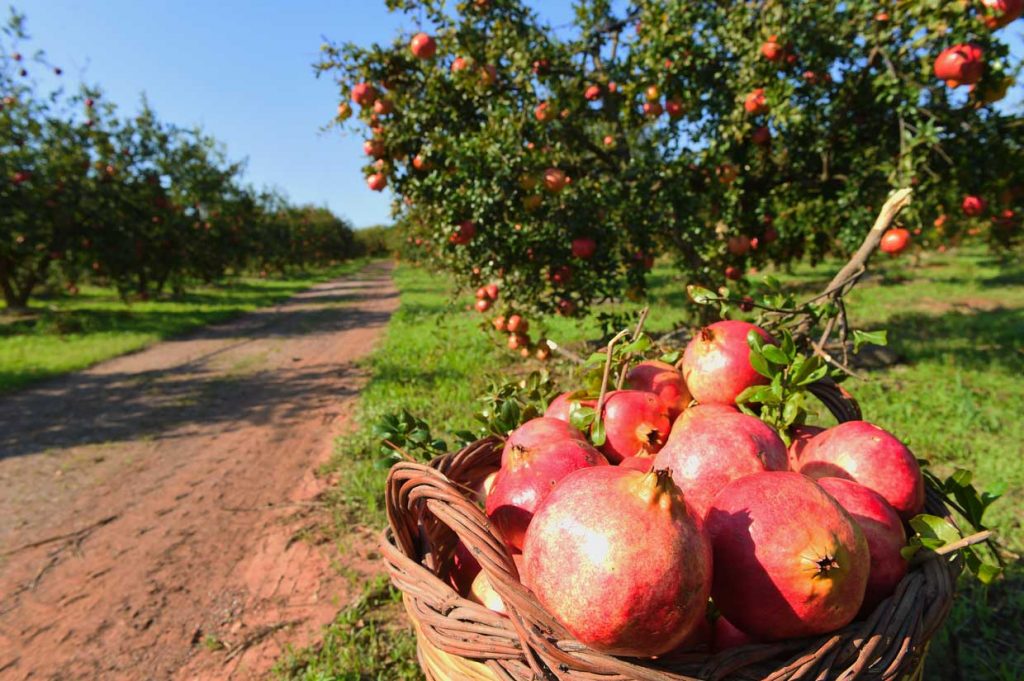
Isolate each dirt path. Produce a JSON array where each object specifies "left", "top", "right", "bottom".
[{"left": 0, "top": 262, "right": 398, "bottom": 680}]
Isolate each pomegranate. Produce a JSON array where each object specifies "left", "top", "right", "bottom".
[
  {"left": 571, "top": 236, "right": 597, "bottom": 259},
  {"left": 484, "top": 283, "right": 499, "bottom": 300},
  {"left": 713, "top": 615, "right": 757, "bottom": 651},
  {"left": 501, "top": 416, "right": 586, "bottom": 465},
  {"left": 962, "top": 194, "right": 987, "bottom": 216},
  {"left": 760, "top": 36, "right": 783, "bottom": 62},
  {"left": 743, "top": 88, "right": 769, "bottom": 115},
  {"left": 751, "top": 126, "right": 772, "bottom": 146},
  {"left": 449, "top": 220, "right": 477, "bottom": 245},
  {"left": 598, "top": 390, "right": 671, "bottom": 463},
  {"left": 544, "top": 392, "right": 596, "bottom": 423},
  {"left": 981, "top": 0, "right": 1023, "bottom": 29},
  {"left": 543, "top": 167, "right": 568, "bottom": 193},
  {"left": 817, "top": 478, "right": 908, "bottom": 614},
  {"left": 618, "top": 455, "right": 653, "bottom": 472},
  {"left": 681, "top": 320, "right": 775, "bottom": 405},
  {"left": 706, "top": 472, "right": 869, "bottom": 640},
  {"left": 665, "top": 97, "right": 686, "bottom": 119},
  {"left": 351, "top": 81, "right": 378, "bottom": 107},
  {"left": 727, "top": 235, "right": 751, "bottom": 256},
  {"left": 450, "top": 540, "right": 481, "bottom": 594},
  {"left": 654, "top": 407, "right": 787, "bottom": 519},
  {"left": 410, "top": 32, "right": 437, "bottom": 59},
  {"left": 366, "top": 173, "right": 387, "bottom": 191},
  {"left": 523, "top": 468, "right": 712, "bottom": 656},
  {"left": 799, "top": 421, "right": 924, "bottom": 520},
  {"left": 787, "top": 423, "right": 825, "bottom": 469},
  {"left": 584, "top": 84, "right": 602, "bottom": 101},
  {"left": 486, "top": 439, "right": 607, "bottom": 550},
  {"left": 506, "top": 314, "right": 528, "bottom": 333},
  {"left": 474, "top": 298, "right": 491, "bottom": 313},
  {"left": 724, "top": 265, "right": 743, "bottom": 281},
  {"left": 933, "top": 44, "right": 984, "bottom": 86},
  {"left": 880, "top": 228, "right": 910, "bottom": 255},
  {"left": 625, "top": 360, "right": 691, "bottom": 419}
]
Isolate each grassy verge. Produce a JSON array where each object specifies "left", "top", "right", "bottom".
[
  {"left": 285, "top": 248, "right": 1022, "bottom": 680},
  {"left": 0, "top": 259, "right": 370, "bottom": 394}
]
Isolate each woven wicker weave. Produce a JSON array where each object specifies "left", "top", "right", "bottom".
[{"left": 381, "top": 380, "right": 960, "bottom": 680}]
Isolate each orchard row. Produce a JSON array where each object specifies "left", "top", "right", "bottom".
[{"left": 1, "top": 12, "right": 360, "bottom": 309}]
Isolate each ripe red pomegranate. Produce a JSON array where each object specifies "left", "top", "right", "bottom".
[
  {"left": 366, "top": 173, "right": 387, "bottom": 191},
  {"left": 933, "top": 44, "right": 984, "bottom": 86},
  {"left": 642, "top": 100, "right": 663, "bottom": 118},
  {"left": 625, "top": 360, "right": 691, "bottom": 419},
  {"left": 451, "top": 56, "right": 468, "bottom": 73},
  {"left": 484, "top": 283, "right": 499, "bottom": 300},
  {"left": 713, "top": 615, "right": 757, "bottom": 651},
  {"left": 549, "top": 264, "right": 572, "bottom": 285},
  {"left": 475, "top": 298, "right": 491, "bottom": 312},
  {"left": 981, "top": 0, "right": 1023, "bottom": 29},
  {"left": 798, "top": 421, "right": 925, "bottom": 520},
  {"left": 501, "top": 416, "right": 586, "bottom": 465},
  {"left": 373, "top": 98, "right": 394, "bottom": 115},
  {"left": 654, "top": 407, "right": 787, "bottom": 519},
  {"left": 682, "top": 320, "right": 774, "bottom": 405},
  {"left": 751, "top": 126, "right": 772, "bottom": 146},
  {"left": 486, "top": 439, "right": 608, "bottom": 550},
  {"left": 507, "top": 333, "right": 529, "bottom": 351},
  {"left": 787, "top": 423, "right": 825, "bottom": 469},
  {"left": 544, "top": 169, "right": 569, "bottom": 193},
  {"left": 363, "top": 139, "right": 385, "bottom": 158},
  {"left": 743, "top": 88, "right": 769, "bottom": 115},
  {"left": 760, "top": 36, "right": 783, "bottom": 61},
  {"left": 817, "top": 478, "right": 908, "bottom": 614},
  {"left": 707, "top": 472, "right": 869, "bottom": 640},
  {"left": 351, "top": 81, "right": 378, "bottom": 106},
  {"left": 618, "top": 455, "right": 653, "bottom": 472},
  {"left": 410, "top": 32, "right": 437, "bottom": 59},
  {"left": 492, "top": 315, "right": 507, "bottom": 332},
  {"left": 523, "top": 468, "right": 712, "bottom": 656},
  {"left": 571, "top": 237, "right": 597, "bottom": 259},
  {"left": 880, "top": 227, "right": 910, "bottom": 255},
  {"left": 506, "top": 314, "right": 527, "bottom": 333},
  {"left": 449, "top": 220, "right": 477, "bottom": 245},
  {"left": 727, "top": 235, "right": 751, "bottom": 256},
  {"left": 962, "top": 194, "right": 987, "bottom": 216},
  {"left": 449, "top": 540, "right": 481, "bottom": 594},
  {"left": 584, "top": 84, "right": 601, "bottom": 101},
  {"left": 665, "top": 97, "right": 685, "bottom": 119},
  {"left": 534, "top": 101, "right": 554, "bottom": 122},
  {"left": 598, "top": 390, "right": 671, "bottom": 463},
  {"left": 544, "top": 392, "right": 596, "bottom": 423}
]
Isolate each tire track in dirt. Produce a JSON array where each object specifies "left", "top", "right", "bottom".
[{"left": 0, "top": 262, "right": 397, "bottom": 680}]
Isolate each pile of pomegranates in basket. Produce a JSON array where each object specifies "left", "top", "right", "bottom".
[{"left": 453, "top": 320, "right": 924, "bottom": 657}]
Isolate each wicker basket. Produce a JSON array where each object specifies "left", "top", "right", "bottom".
[{"left": 381, "top": 380, "right": 961, "bottom": 680}]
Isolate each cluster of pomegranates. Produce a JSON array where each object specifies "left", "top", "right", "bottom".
[{"left": 451, "top": 319, "right": 924, "bottom": 657}]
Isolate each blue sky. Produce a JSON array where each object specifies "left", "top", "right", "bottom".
[
  {"left": 14, "top": 1, "right": 577, "bottom": 228},
  {"left": 13, "top": 2, "right": 1023, "bottom": 228}
]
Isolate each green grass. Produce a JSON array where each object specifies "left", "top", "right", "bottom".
[
  {"left": 0, "top": 260, "right": 369, "bottom": 394},
  {"left": 284, "top": 248, "right": 1023, "bottom": 680}
]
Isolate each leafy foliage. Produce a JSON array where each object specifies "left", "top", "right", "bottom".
[{"left": 319, "top": 0, "right": 1024, "bottom": 323}]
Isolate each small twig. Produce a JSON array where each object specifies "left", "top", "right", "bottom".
[
  {"left": 811, "top": 340, "right": 866, "bottom": 380},
  {"left": 594, "top": 329, "right": 630, "bottom": 425},
  {"left": 544, "top": 338, "right": 584, "bottom": 365},
  {"left": 615, "top": 306, "right": 650, "bottom": 389},
  {"left": 382, "top": 439, "right": 417, "bottom": 462},
  {"left": 929, "top": 530, "right": 994, "bottom": 558},
  {"left": 2, "top": 514, "right": 120, "bottom": 557}
]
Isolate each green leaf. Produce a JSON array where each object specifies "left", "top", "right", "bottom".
[
  {"left": 621, "top": 334, "right": 652, "bottom": 355},
  {"left": 590, "top": 418, "right": 606, "bottom": 447},
  {"left": 761, "top": 344, "right": 790, "bottom": 366},
  {"left": 748, "top": 349, "right": 774, "bottom": 379},
  {"left": 687, "top": 285, "right": 717, "bottom": 305},
  {"left": 736, "top": 385, "right": 776, "bottom": 406},
  {"left": 659, "top": 350, "right": 681, "bottom": 364},
  {"left": 909, "top": 514, "right": 962, "bottom": 546},
  {"left": 852, "top": 329, "right": 888, "bottom": 353}
]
